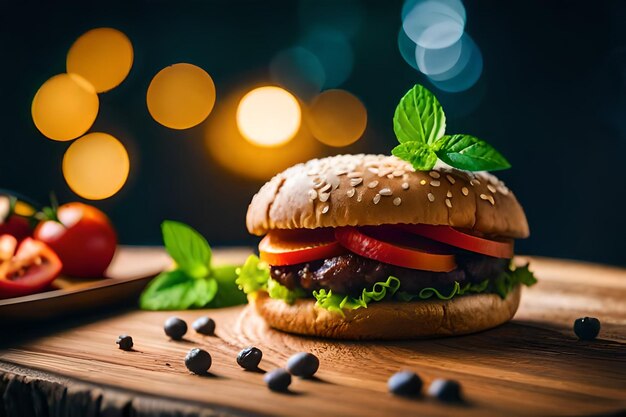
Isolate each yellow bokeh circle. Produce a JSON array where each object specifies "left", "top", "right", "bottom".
[
  {"left": 62, "top": 132, "right": 130, "bottom": 200},
  {"left": 146, "top": 63, "right": 216, "bottom": 130},
  {"left": 206, "top": 86, "right": 320, "bottom": 180},
  {"left": 236, "top": 86, "right": 301, "bottom": 147},
  {"left": 66, "top": 27, "right": 134, "bottom": 93},
  {"left": 307, "top": 89, "right": 367, "bottom": 147},
  {"left": 31, "top": 73, "right": 99, "bottom": 141}
]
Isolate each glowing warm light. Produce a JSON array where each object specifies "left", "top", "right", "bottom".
[
  {"left": 66, "top": 27, "right": 133, "bottom": 93},
  {"left": 147, "top": 63, "right": 216, "bottom": 130},
  {"left": 206, "top": 86, "right": 320, "bottom": 180},
  {"left": 31, "top": 73, "right": 99, "bottom": 141},
  {"left": 236, "top": 86, "right": 301, "bottom": 147},
  {"left": 62, "top": 132, "right": 130, "bottom": 200},
  {"left": 307, "top": 90, "right": 367, "bottom": 147}
]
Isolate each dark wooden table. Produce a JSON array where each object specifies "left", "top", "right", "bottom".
[{"left": 1, "top": 248, "right": 625, "bottom": 417}]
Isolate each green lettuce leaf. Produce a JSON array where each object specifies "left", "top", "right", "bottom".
[
  {"left": 267, "top": 278, "right": 305, "bottom": 304},
  {"left": 235, "top": 255, "right": 270, "bottom": 294},
  {"left": 492, "top": 263, "right": 537, "bottom": 298},
  {"left": 312, "top": 276, "right": 401, "bottom": 317}
]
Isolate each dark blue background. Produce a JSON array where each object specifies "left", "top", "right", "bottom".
[{"left": 1, "top": 0, "right": 625, "bottom": 266}]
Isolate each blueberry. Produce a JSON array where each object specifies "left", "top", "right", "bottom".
[
  {"left": 115, "top": 335, "right": 133, "bottom": 351},
  {"left": 387, "top": 371, "right": 422, "bottom": 396},
  {"left": 193, "top": 317, "right": 216, "bottom": 335},
  {"left": 286, "top": 352, "right": 319, "bottom": 378},
  {"left": 574, "top": 317, "right": 601, "bottom": 340},
  {"left": 164, "top": 317, "right": 187, "bottom": 340},
  {"left": 264, "top": 368, "right": 291, "bottom": 391},
  {"left": 237, "top": 347, "right": 263, "bottom": 370},
  {"left": 184, "top": 348, "right": 212, "bottom": 374},
  {"left": 428, "top": 379, "right": 462, "bottom": 402}
]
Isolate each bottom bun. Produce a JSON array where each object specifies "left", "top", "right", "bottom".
[{"left": 250, "top": 285, "right": 521, "bottom": 340}]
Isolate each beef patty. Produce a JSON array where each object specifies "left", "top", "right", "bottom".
[{"left": 270, "top": 253, "right": 509, "bottom": 295}]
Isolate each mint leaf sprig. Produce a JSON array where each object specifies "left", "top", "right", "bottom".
[
  {"left": 140, "top": 221, "right": 247, "bottom": 310},
  {"left": 392, "top": 84, "right": 511, "bottom": 172}
]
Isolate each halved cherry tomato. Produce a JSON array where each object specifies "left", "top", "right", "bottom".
[
  {"left": 34, "top": 202, "right": 117, "bottom": 278},
  {"left": 259, "top": 228, "right": 347, "bottom": 266},
  {"left": 335, "top": 227, "right": 457, "bottom": 272},
  {"left": 0, "top": 194, "right": 37, "bottom": 241},
  {"left": 399, "top": 224, "right": 514, "bottom": 259},
  {"left": 0, "top": 235, "right": 62, "bottom": 299}
]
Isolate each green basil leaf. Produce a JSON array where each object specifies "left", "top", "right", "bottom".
[
  {"left": 205, "top": 265, "right": 248, "bottom": 308},
  {"left": 393, "top": 84, "right": 446, "bottom": 144},
  {"left": 392, "top": 142, "right": 438, "bottom": 171},
  {"left": 161, "top": 221, "right": 211, "bottom": 279},
  {"left": 433, "top": 134, "right": 511, "bottom": 171},
  {"left": 235, "top": 255, "right": 270, "bottom": 294},
  {"left": 140, "top": 270, "right": 216, "bottom": 310}
]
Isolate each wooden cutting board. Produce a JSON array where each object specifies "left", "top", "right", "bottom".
[{"left": 0, "top": 248, "right": 625, "bottom": 417}]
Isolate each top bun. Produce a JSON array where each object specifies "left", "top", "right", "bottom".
[{"left": 246, "top": 154, "right": 529, "bottom": 238}]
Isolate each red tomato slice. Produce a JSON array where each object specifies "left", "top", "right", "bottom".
[
  {"left": 259, "top": 228, "right": 347, "bottom": 266},
  {"left": 399, "top": 224, "right": 514, "bottom": 259},
  {"left": 335, "top": 227, "right": 457, "bottom": 272},
  {"left": 0, "top": 236, "right": 62, "bottom": 299}
]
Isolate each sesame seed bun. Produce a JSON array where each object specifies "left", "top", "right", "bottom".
[
  {"left": 250, "top": 285, "right": 521, "bottom": 340},
  {"left": 246, "top": 154, "right": 529, "bottom": 238}
]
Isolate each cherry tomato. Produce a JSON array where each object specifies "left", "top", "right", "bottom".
[
  {"left": 399, "top": 224, "right": 514, "bottom": 259},
  {"left": 335, "top": 226, "right": 457, "bottom": 272},
  {"left": 34, "top": 202, "right": 117, "bottom": 278},
  {"left": 0, "top": 194, "right": 37, "bottom": 241},
  {"left": 0, "top": 235, "right": 62, "bottom": 299},
  {"left": 259, "top": 228, "right": 347, "bottom": 266}
]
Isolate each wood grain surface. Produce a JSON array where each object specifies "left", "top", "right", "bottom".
[{"left": 0, "top": 249, "right": 625, "bottom": 417}]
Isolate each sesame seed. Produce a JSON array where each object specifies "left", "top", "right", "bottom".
[
  {"left": 393, "top": 170, "right": 405, "bottom": 177},
  {"left": 368, "top": 167, "right": 379, "bottom": 174},
  {"left": 447, "top": 191, "right": 452, "bottom": 198},
  {"left": 307, "top": 169, "right": 319, "bottom": 176},
  {"left": 428, "top": 193, "right": 435, "bottom": 202},
  {"left": 321, "top": 205, "right": 329, "bottom": 214},
  {"left": 462, "top": 187, "right": 469, "bottom": 196},
  {"left": 319, "top": 192, "right": 330, "bottom": 202},
  {"left": 378, "top": 168, "right": 392, "bottom": 177},
  {"left": 313, "top": 181, "right": 324, "bottom": 189},
  {"left": 357, "top": 193, "right": 363, "bottom": 202},
  {"left": 368, "top": 180, "right": 379, "bottom": 188},
  {"left": 373, "top": 194, "right": 381, "bottom": 204},
  {"left": 480, "top": 194, "right": 495, "bottom": 205},
  {"left": 320, "top": 183, "right": 331, "bottom": 193},
  {"left": 308, "top": 190, "right": 318, "bottom": 200},
  {"left": 429, "top": 171, "right": 441, "bottom": 179},
  {"left": 420, "top": 180, "right": 427, "bottom": 186},
  {"left": 401, "top": 182, "right": 410, "bottom": 190},
  {"left": 379, "top": 188, "right": 393, "bottom": 196},
  {"left": 430, "top": 180, "right": 441, "bottom": 187},
  {"left": 470, "top": 179, "right": 481, "bottom": 186},
  {"left": 498, "top": 186, "right": 510, "bottom": 195},
  {"left": 393, "top": 197, "right": 402, "bottom": 206},
  {"left": 445, "top": 198, "right": 452, "bottom": 208},
  {"left": 446, "top": 175, "right": 456, "bottom": 184},
  {"left": 386, "top": 174, "right": 393, "bottom": 179},
  {"left": 402, "top": 174, "right": 409, "bottom": 181},
  {"left": 347, "top": 172, "right": 362, "bottom": 178},
  {"left": 350, "top": 178, "right": 363, "bottom": 187},
  {"left": 487, "top": 184, "right": 497, "bottom": 193},
  {"left": 346, "top": 188, "right": 356, "bottom": 198},
  {"left": 335, "top": 169, "right": 348, "bottom": 176},
  {"left": 332, "top": 182, "right": 340, "bottom": 190}
]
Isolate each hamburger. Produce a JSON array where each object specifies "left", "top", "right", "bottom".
[{"left": 237, "top": 153, "right": 536, "bottom": 340}]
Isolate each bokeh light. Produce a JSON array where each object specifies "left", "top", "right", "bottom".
[
  {"left": 147, "top": 63, "right": 216, "bottom": 130},
  {"left": 398, "top": 28, "right": 420, "bottom": 70},
  {"left": 415, "top": 34, "right": 463, "bottom": 75},
  {"left": 428, "top": 34, "right": 483, "bottom": 92},
  {"left": 31, "top": 73, "right": 99, "bottom": 141},
  {"left": 66, "top": 27, "right": 134, "bottom": 93},
  {"left": 206, "top": 86, "right": 320, "bottom": 180},
  {"left": 301, "top": 29, "right": 353, "bottom": 88},
  {"left": 270, "top": 47, "right": 326, "bottom": 100},
  {"left": 62, "top": 132, "right": 130, "bottom": 200},
  {"left": 236, "top": 86, "right": 301, "bottom": 147},
  {"left": 402, "top": 0, "right": 466, "bottom": 49},
  {"left": 307, "top": 89, "right": 367, "bottom": 147}
]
